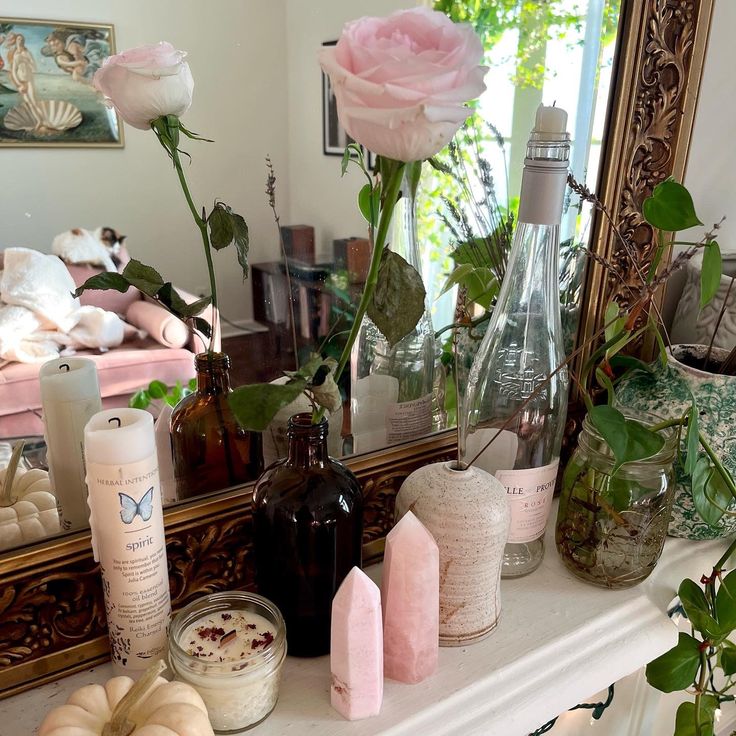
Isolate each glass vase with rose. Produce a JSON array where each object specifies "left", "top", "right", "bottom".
[{"left": 73, "top": 42, "right": 263, "bottom": 497}]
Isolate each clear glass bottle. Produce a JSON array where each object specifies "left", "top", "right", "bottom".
[
  {"left": 350, "top": 170, "right": 435, "bottom": 454},
  {"left": 171, "top": 352, "right": 263, "bottom": 499},
  {"left": 555, "top": 410, "right": 676, "bottom": 588},
  {"left": 252, "top": 413, "right": 363, "bottom": 657},
  {"left": 461, "top": 107, "right": 570, "bottom": 578}
]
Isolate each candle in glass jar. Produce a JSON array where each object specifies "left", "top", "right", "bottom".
[
  {"left": 39, "top": 357, "right": 101, "bottom": 530},
  {"left": 169, "top": 591, "right": 287, "bottom": 733}
]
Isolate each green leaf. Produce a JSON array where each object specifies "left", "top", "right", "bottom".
[
  {"left": 121, "top": 259, "right": 165, "bottom": 297},
  {"left": 588, "top": 406, "right": 665, "bottom": 473},
  {"left": 340, "top": 147, "right": 351, "bottom": 176},
  {"left": 645, "top": 633, "right": 702, "bottom": 692},
  {"left": 679, "top": 578, "right": 710, "bottom": 619},
  {"left": 716, "top": 569, "right": 736, "bottom": 632},
  {"left": 692, "top": 456, "right": 727, "bottom": 527},
  {"left": 358, "top": 183, "right": 380, "bottom": 228},
  {"left": 191, "top": 317, "right": 212, "bottom": 340},
  {"left": 608, "top": 355, "right": 655, "bottom": 376},
  {"left": 180, "top": 295, "right": 211, "bottom": 318},
  {"left": 73, "top": 272, "right": 131, "bottom": 298},
  {"left": 700, "top": 241, "right": 722, "bottom": 309},
  {"left": 642, "top": 179, "right": 702, "bottom": 232},
  {"left": 147, "top": 380, "right": 168, "bottom": 400},
  {"left": 367, "top": 249, "right": 426, "bottom": 348},
  {"left": 188, "top": 378, "right": 197, "bottom": 391},
  {"left": 721, "top": 640, "right": 736, "bottom": 675},
  {"left": 129, "top": 390, "right": 150, "bottom": 410},
  {"left": 157, "top": 283, "right": 190, "bottom": 317},
  {"left": 231, "top": 212, "right": 250, "bottom": 281},
  {"left": 228, "top": 379, "right": 307, "bottom": 431},
  {"left": 604, "top": 300, "right": 624, "bottom": 343},
  {"left": 685, "top": 401, "right": 700, "bottom": 476},
  {"left": 208, "top": 203, "right": 235, "bottom": 250},
  {"left": 673, "top": 696, "right": 717, "bottom": 736}
]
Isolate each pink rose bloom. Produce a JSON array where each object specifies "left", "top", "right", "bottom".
[
  {"left": 94, "top": 42, "right": 194, "bottom": 130},
  {"left": 318, "top": 7, "right": 487, "bottom": 162}
]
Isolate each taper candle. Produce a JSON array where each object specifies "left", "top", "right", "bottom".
[
  {"left": 39, "top": 357, "right": 101, "bottom": 530},
  {"left": 84, "top": 408, "right": 171, "bottom": 675}
]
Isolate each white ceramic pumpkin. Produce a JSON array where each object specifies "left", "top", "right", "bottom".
[
  {"left": 0, "top": 442, "right": 60, "bottom": 551},
  {"left": 38, "top": 663, "right": 215, "bottom": 736}
]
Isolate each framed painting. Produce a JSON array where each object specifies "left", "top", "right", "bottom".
[
  {"left": 0, "top": 18, "right": 122, "bottom": 147},
  {"left": 322, "top": 40, "right": 354, "bottom": 156}
]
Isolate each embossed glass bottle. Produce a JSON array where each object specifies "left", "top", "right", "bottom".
[
  {"left": 461, "top": 107, "right": 570, "bottom": 578},
  {"left": 350, "top": 166, "right": 435, "bottom": 454}
]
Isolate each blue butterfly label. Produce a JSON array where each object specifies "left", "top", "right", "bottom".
[{"left": 119, "top": 487, "right": 155, "bottom": 524}]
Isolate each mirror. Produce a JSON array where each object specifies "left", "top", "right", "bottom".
[
  {"left": 0, "top": 0, "right": 715, "bottom": 696},
  {"left": 0, "top": 0, "right": 623, "bottom": 552}
]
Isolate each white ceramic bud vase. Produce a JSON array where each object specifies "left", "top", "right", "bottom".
[{"left": 395, "top": 461, "right": 510, "bottom": 646}]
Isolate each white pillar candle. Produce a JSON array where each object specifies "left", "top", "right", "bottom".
[
  {"left": 84, "top": 408, "right": 171, "bottom": 675},
  {"left": 534, "top": 103, "right": 568, "bottom": 134},
  {"left": 39, "top": 357, "right": 102, "bottom": 531}
]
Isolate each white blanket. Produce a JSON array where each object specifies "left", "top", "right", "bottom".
[{"left": 0, "top": 247, "right": 125, "bottom": 364}]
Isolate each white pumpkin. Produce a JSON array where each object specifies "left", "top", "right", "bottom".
[
  {"left": 38, "top": 663, "right": 215, "bottom": 736},
  {"left": 0, "top": 442, "right": 60, "bottom": 551}
]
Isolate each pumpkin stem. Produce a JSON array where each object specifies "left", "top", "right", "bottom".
[
  {"left": 0, "top": 441, "right": 24, "bottom": 507},
  {"left": 102, "top": 660, "right": 167, "bottom": 736}
]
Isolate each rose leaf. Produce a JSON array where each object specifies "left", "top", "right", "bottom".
[{"left": 367, "top": 249, "right": 426, "bottom": 348}]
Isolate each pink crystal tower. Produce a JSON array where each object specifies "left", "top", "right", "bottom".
[
  {"left": 330, "top": 567, "right": 383, "bottom": 720},
  {"left": 382, "top": 510, "right": 439, "bottom": 683}
]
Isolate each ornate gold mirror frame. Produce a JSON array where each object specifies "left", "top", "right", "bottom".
[{"left": 0, "top": 0, "right": 714, "bottom": 697}]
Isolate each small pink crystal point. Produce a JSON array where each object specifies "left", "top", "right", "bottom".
[
  {"left": 382, "top": 510, "right": 439, "bottom": 683},
  {"left": 330, "top": 567, "right": 383, "bottom": 720}
]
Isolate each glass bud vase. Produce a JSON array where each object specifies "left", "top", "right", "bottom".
[
  {"left": 252, "top": 413, "right": 363, "bottom": 657},
  {"left": 171, "top": 352, "right": 263, "bottom": 499},
  {"left": 350, "top": 170, "right": 435, "bottom": 454},
  {"left": 555, "top": 410, "right": 677, "bottom": 589}
]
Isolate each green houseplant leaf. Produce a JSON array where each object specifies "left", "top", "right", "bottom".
[
  {"left": 673, "top": 696, "right": 718, "bottom": 736},
  {"left": 716, "top": 569, "right": 736, "bottom": 632},
  {"left": 367, "top": 249, "right": 426, "bottom": 348},
  {"left": 642, "top": 179, "right": 702, "bottom": 232},
  {"left": 721, "top": 640, "right": 736, "bottom": 675},
  {"left": 700, "top": 241, "right": 722, "bottom": 309},
  {"left": 645, "top": 632, "right": 701, "bottom": 692},
  {"left": 692, "top": 456, "right": 728, "bottom": 527},
  {"left": 588, "top": 405, "right": 665, "bottom": 474},
  {"left": 228, "top": 380, "right": 307, "bottom": 432},
  {"left": 685, "top": 401, "right": 700, "bottom": 476}
]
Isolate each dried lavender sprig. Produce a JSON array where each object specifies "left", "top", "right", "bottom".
[{"left": 265, "top": 155, "right": 299, "bottom": 369}]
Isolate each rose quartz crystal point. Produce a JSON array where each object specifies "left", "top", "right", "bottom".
[
  {"left": 330, "top": 567, "right": 384, "bottom": 720},
  {"left": 381, "top": 510, "right": 439, "bottom": 683}
]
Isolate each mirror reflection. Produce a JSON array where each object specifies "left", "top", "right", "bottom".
[{"left": 0, "top": 0, "right": 620, "bottom": 552}]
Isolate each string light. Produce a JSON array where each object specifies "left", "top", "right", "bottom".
[{"left": 527, "top": 684, "right": 615, "bottom": 736}]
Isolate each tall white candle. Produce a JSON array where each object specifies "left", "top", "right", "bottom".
[
  {"left": 84, "top": 408, "right": 171, "bottom": 675},
  {"left": 39, "top": 357, "right": 101, "bottom": 530}
]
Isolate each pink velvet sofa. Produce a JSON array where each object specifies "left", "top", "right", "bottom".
[{"left": 0, "top": 254, "right": 218, "bottom": 438}]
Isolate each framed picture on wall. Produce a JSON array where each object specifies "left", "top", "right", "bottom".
[
  {"left": 0, "top": 17, "right": 123, "bottom": 147},
  {"left": 322, "top": 39, "right": 356, "bottom": 156}
]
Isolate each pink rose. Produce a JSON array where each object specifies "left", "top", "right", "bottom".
[
  {"left": 94, "top": 42, "right": 194, "bottom": 130},
  {"left": 318, "top": 7, "right": 487, "bottom": 162}
]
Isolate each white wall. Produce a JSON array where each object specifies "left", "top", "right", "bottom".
[
  {"left": 0, "top": 0, "right": 288, "bottom": 325},
  {"left": 284, "top": 0, "right": 414, "bottom": 258}
]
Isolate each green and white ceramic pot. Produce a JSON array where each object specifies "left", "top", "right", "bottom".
[{"left": 616, "top": 344, "right": 736, "bottom": 540}]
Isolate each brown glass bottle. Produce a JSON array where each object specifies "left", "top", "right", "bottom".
[
  {"left": 253, "top": 413, "right": 363, "bottom": 657},
  {"left": 171, "top": 352, "right": 263, "bottom": 499}
]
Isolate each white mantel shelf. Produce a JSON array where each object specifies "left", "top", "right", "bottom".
[{"left": 4, "top": 516, "right": 729, "bottom": 736}]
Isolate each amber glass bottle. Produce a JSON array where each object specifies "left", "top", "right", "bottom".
[
  {"left": 253, "top": 413, "right": 363, "bottom": 657},
  {"left": 171, "top": 352, "right": 263, "bottom": 499}
]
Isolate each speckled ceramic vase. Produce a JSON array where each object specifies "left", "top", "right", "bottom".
[
  {"left": 616, "top": 345, "right": 736, "bottom": 540},
  {"left": 395, "top": 461, "right": 510, "bottom": 646}
]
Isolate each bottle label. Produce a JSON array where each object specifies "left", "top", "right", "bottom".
[
  {"left": 86, "top": 455, "right": 171, "bottom": 671},
  {"left": 494, "top": 460, "right": 559, "bottom": 544},
  {"left": 385, "top": 394, "right": 433, "bottom": 444}
]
